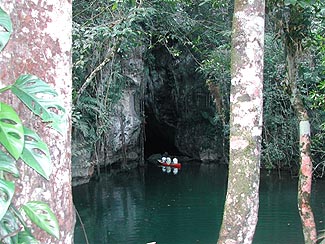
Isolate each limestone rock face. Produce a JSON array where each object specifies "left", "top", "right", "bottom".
[
  {"left": 72, "top": 46, "right": 225, "bottom": 185},
  {"left": 106, "top": 88, "right": 142, "bottom": 166},
  {"left": 106, "top": 49, "right": 144, "bottom": 167},
  {"left": 72, "top": 48, "right": 145, "bottom": 185}
]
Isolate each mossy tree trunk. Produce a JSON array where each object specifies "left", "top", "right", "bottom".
[
  {"left": 217, "top": 1, "right": 265, "bottom": 244},
  {"left": 0, "top": 1, "right": 75, "bottom": 243}
]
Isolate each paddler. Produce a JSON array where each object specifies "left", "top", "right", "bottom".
[
  {"left": 172, "top": 158, "right": 179, "bottom": 174},
  {"left": 161, "top": 157, "right": 167, "bottom": 172},
  {"left": 172, "top": 158, "right": 178, "bottom": 164},
  {"left": 166, "top": 157, "right": 171, "bottom": 165}
]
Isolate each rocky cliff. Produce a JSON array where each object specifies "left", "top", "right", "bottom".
[{"left": 72, "top": 45, "right": 225, "bottom": 186}]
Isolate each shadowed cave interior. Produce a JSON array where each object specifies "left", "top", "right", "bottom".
[{"left": 144, "top": 106, "right": 181, "bottom": 158}]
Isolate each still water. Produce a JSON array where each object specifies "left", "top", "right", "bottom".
[{"left": 73, "top": 163, "right": 325, "bottom": 244}]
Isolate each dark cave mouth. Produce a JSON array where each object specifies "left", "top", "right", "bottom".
[{"left": 144, "top": 110, "right": 181, "bottom": 158}]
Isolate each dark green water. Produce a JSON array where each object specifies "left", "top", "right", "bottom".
[{"left": 73, "top": 164, "right": 325, "bottom": 244}]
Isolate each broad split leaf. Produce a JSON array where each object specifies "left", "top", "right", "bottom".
[
  {"left": 20, "top": 127, "right": 51, "bottom": 180},
  {"left": 0, "top": 102, "right": 24, "bottom": 160},
  {"left": 0, "top": 150, "right": 19, "bottom": 177},
  {"left": 49, "top": 113, "right": 67, "bottom": 136},
  {"left": 18, "top": 231, "right": 39, "bottom": 244},
  {"left": 11, "top": 74, "right": 66, "bottom": 134},
  {"left": 22, "top": 201, "right": 59, "bottom": 239},
  {"left": 0, "top": 208, "right": 19, "bottom": 244},
  {"left": 0, "top": 178, "right": 15, "bottom": 221},
  {"left": 0, "top": 7, "right": 13, "bottom": 52}
]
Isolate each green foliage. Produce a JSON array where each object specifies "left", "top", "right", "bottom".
[
  {"left": 0, "top": 209, "right": 20, "bottom": 244},
  {"left": 262, "top": 85, "right": 299, "bottom": 169},
  {"left": 200, "top": 0, "right": 323, "bottom": 170},
  {"left": 21, "top": 201, "right": 59, "bottom": 239},
  {"left": 0, "top": 179, "right": 14, "bottom": 221},
  {"left": 20, "top": 127, "right": 51, "bottom": 180},
  {"left": 72, "top": 0, "right": 325, "bottom": 174},
  {"left": 0, "top": 7, "right": 62, "bottom": 243},
  {"left": 309, "top": 12, "right": 325, "bottom": 176},
  {"left": 265, "top": 0, "right": 325, "bottom": 173},
  {"left": 261, "top": 34, "right": 298, "bottom": 169},
  {"left": 0, "top": 102, "right": 24, "bottom": 160},
  {"left": 0, "top": 7, "right": 12, "bottom": 52},
  {"left": 0, "top": 151, "right": 19, "bottom": 177},
  {"left": 17, "top": 231, "right": 38, "bottom": 244},
  {"left": 72, "top": 0, "right": 155, "bottom": 158},
  {"left": 11, "top": 75, "right": 66, "bottom": 134}
]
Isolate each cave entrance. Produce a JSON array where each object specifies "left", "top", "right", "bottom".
[{"left": 144, "top": 106, "right": 180, "bottom": 158}]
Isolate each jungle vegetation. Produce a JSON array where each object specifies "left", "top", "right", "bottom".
[{"left": 72, "top": 0, "right": 325, "bottom": 176}]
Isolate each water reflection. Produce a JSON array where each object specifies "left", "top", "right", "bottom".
[
  {"left": 73, "top": 164, "right": 325, "bottom": 244},
  {"left": 161, "top": 166, "right": 179, "bottom": 175},
  {"left": 73, "top": 170, "right": 146, "bottom": 243}
]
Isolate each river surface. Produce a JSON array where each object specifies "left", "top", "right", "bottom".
[{"left": 73, "top": 163, "right": 325, "bottom": 244}]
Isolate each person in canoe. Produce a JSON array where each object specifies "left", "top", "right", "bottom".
[
  {"left": 172, "top": 158, "right": 178, "bottom": 165},
  {"left": 172, "top": 158, "right": 179, "bottom": 174},
  {"left": 158, "top": 156, "right": 181, "bottom": 169},
  {"left": 166, "top": 157, "right": 172, "bottom": 165},
  {"left": 161, "top": 157, "right": 167, "bottom": 172},
  {"left": 165, "top": 157, "right": 172, "bottom": 173}
]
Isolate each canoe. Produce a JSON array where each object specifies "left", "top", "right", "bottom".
[{"left": 157, "top": 160, "right": 181, "bottom": 169}]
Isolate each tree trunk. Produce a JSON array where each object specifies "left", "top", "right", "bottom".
[
  {"left": 217, "top": 1, "right": 265, "bottom": 244},
  {"left": 286, "top": 38, "right": 317, "bottom": 244},
  {"left": 0, "top": 1, "right": 75, "bottom": 243}
]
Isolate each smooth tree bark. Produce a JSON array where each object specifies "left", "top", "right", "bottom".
[
  {"left": 284, "top": 6, "right": 317, "bottom": 243},
  {"left": 217, "top": 1, "right": 265, "bottom": 244},
  {"left": 287, "top": 52, "right": 317, "bottom": 244},
  {"left": 0, "top": 1, "right": 75, "bottom": 243}
]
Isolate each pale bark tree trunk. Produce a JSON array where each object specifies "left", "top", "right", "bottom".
[
  {"left": 0, "top": 1, "right": 75, "bottom": 243},
  {"left": 217, "top": 1, "right": 265, "bottom": 244},
  {"left": 285, "top": 29, "right": 317, "bottom": 244}
]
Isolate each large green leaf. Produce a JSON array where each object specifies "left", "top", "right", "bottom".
[
  {"left": 0, "top": 178, "right": 15, "bottom": 221},
  {"left": 21, "top": 201, "right": 59, "bottom": 239},
  {"left": 48, "top": 113, "right": 67, "bottom": 136},
  {"left": 11, "top": 75, "right": 66, "bottom": 134},
  {"left": 0, "top": 150, "right": 19, "bottom": 177},
  {"left": 0, "top": 7, "right": 13, "bottom": 52},
  {"left": 20, "top": 127, "right": 51, "bottom": 180},
  {"left": 18, "top": 231, "right": 39, "bottom": 244},
  {"left": 0, "top": 209, "right": 19, "bottom": 244},
  {"left": 0, "top": 102, "right": 24, "bottom": 160}
]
